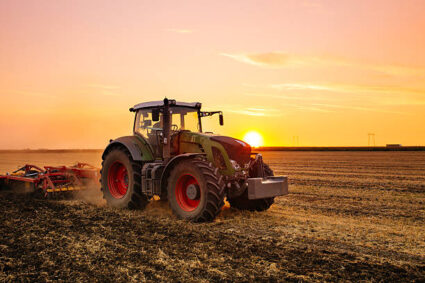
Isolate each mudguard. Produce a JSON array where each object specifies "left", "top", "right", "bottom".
[{"left": 102, "top": 136, "right": 155, "bottom": 162}]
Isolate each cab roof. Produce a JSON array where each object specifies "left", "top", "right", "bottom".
[{"left": 131, "top": 100, "right": 202, "bottom": 111}]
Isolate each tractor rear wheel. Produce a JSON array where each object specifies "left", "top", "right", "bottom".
[
  {"left": 101, "top": 147, "right": 148, "bottom": 209},
  {"left": 228, "top": 163, "right": 275, "bottom": 211},
  {"left": 167, "top": 156, "right": 225, "bottom": 222}
]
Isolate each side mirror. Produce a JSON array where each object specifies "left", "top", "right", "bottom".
[
  {"left": 219, "top": 113, "right": 224, "bottom": 126},
  {"left": 152, "top": 109, "right": 160, "bottom": 121}
]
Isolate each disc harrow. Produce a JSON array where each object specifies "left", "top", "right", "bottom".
[{"left": 0, "top": 163, "right": 99, "bottom": 197}]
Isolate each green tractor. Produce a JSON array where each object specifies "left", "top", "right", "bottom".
[{"left": 101, "top": 98, "right": 288, "bottom": 222}]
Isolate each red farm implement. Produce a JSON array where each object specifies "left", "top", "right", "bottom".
[{"left": 0, "top": 163, "right": 99, "bottom": 197}]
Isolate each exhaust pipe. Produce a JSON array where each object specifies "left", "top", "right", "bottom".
[{"left": 162, "top": 98, "right": 171, "bottom": 162}]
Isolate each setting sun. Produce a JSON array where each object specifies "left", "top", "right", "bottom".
[{"left": 243, "top": 131, "right": 264, "bottom": 148}]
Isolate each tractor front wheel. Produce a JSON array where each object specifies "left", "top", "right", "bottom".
[
  {"left": 101, "top": 147, "right": 148, "bottom": 209},
  {"left": 167, "top": 156, "right": 225, "bottom": 222}
]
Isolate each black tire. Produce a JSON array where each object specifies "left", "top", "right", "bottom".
[
  {"left": 101, "top": 147, "right": 148, "bottom": 209},
  {"left": 228, "top": 163, "right": 275, "bottom": 211},
  {"left": 167, "top": 156, "right": 225, "bottom": 222}
]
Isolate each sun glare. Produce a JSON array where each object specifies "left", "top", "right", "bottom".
[{"left": 243, "top": 131, "right": 264, "bottom": 148}]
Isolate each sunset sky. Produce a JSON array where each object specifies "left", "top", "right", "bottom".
[{"left": 1, "top": 0, "right": 425, "bottom": 148}]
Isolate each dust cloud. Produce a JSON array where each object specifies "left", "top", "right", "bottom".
[
  {"left": 74, "top": 184, "right": 173, "bottom": 217},
  {"left": 144, "top": 197, "right": 174, "bottom": 218},
  {"left": 73, "top": 182, "right": 106, "bottom": 206}
]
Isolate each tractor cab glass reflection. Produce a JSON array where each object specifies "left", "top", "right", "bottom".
[
  {"left": 170, "top": 107, "right": 200, "bottom": 133},
  {"left": 134, "top": 108, "right": 200, "bottom": 137},
  {"left": 134, "top": 107, "right": 201, "bottom": 157},
  {"left": 134, "top": 110, "right": 163, "bottom": 156}
]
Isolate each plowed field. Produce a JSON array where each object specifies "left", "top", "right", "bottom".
[{"left": 1, "top": 151, "right": 424, "bottom": 281}]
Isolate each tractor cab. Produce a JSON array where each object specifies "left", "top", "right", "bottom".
[{"left": 130, "top": 99, "right": 223, "bottom": 159}]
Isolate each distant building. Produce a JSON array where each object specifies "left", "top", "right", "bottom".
[{"left": 386, "top": 144, "right": 402, "bottom": 148}]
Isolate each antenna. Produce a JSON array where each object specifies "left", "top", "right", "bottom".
[
  {"left": 368, "top": 133, "right": 375, "bottom": 146},
  {"left": 292, "top": 136, "right": 299, "bottom": 146}
]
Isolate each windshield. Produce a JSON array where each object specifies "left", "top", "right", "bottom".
[
  {"left": 170, "top": 107, "right": 200, "bottom": 132},
  {"left": 134, "top": 107, "right": 201, "bottom": 138}
]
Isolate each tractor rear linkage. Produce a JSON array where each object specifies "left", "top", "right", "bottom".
[{"left": 0, "top": 163, "right": 99, "bottom": 197}]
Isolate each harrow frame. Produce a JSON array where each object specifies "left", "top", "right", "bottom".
[{"left": 0, "top": 163, "right": 99, "bottom": 197}]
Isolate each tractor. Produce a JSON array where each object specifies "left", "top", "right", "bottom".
[{"left": 101, "top": 98, "right": 288, "bottom": 222}]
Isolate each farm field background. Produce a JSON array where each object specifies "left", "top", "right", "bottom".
[{"left": 0, "top": 151, "right": 424, "bottom": 281}]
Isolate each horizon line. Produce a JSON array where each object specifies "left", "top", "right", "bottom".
[{"left": 0, "top": 145, "right": 424, "bottom": 152}]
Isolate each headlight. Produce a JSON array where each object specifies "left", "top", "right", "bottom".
[{"left": 230, "top": 159, "right": 241, "bottom": 171}]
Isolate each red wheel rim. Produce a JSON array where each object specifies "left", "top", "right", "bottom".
[
  {"left": 108, "top": 161, "right": 128, "bottom": 199},
  {"left": 175, "top": 174, "right": 200, "bottom": 211}
]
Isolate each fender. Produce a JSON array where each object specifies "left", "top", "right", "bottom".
[
  {"left": 102, "top": 136, "right": 155, "bottom": 162},
  {"left": 160, "top": 153, "right": 206, "bottom": 192}
]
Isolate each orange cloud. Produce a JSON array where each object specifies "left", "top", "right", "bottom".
[
  {"left": 270, "top": 82, "right": 425, "bottom": 95},
  {"left": 269, "top": 82, "right": 425, "bottom": 105},
  {"left": 221, "top": 52, "right": 303, "bottom": 67},
  {"left": 310, "top": 103, "right": 408, "bottom": 115},
  {"left": 210, "top": 104, "right": 282, "bottom": 117},
  {"left": 221, "top": 52, "right": 425, "bottom": 77}
]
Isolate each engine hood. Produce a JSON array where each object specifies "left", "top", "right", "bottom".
[{"left": 210, "top": 136, "right": 251, "bottom": 165}]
